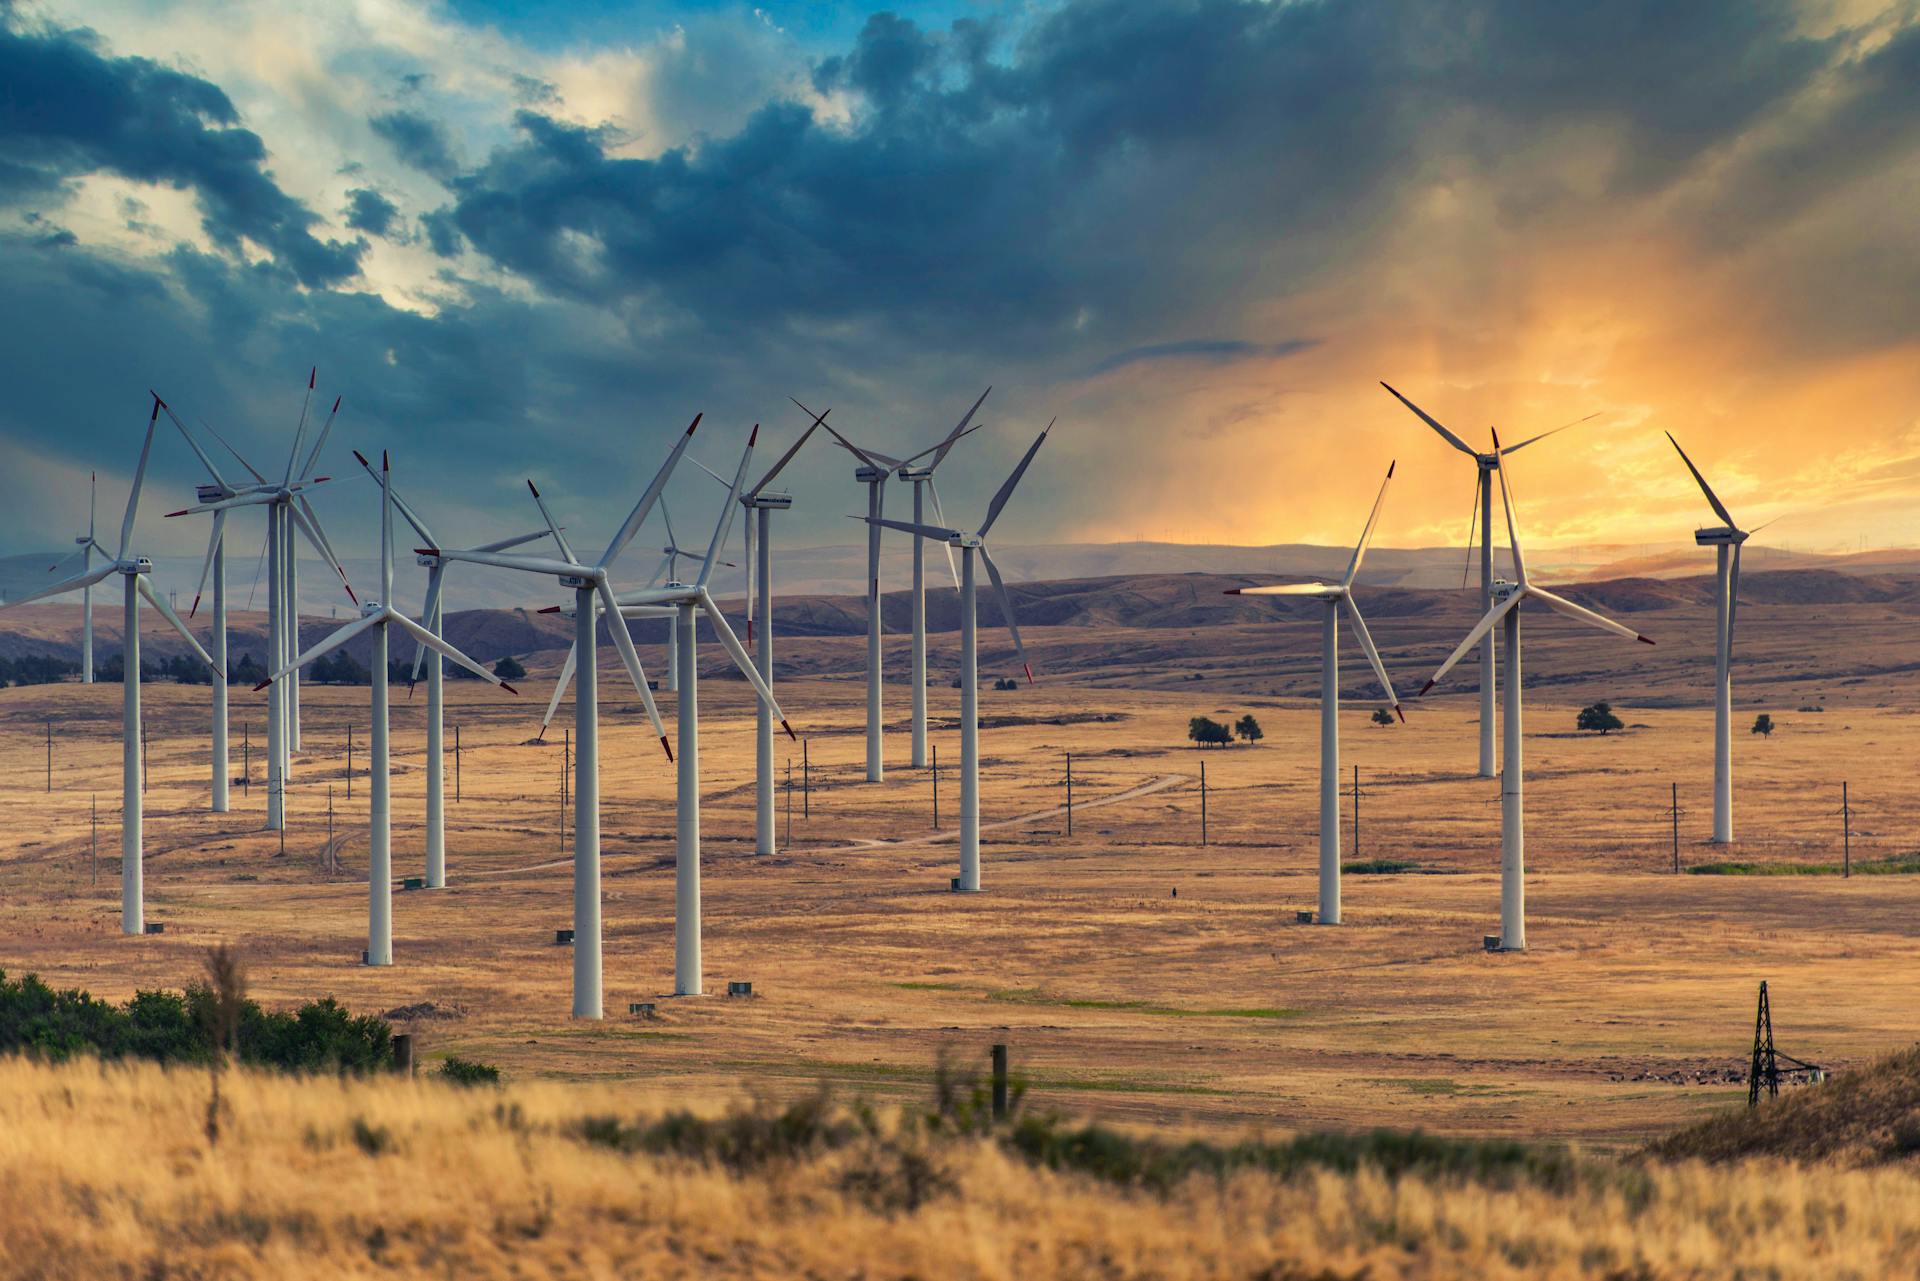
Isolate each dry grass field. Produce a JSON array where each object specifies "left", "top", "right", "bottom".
[{"left": 3, "top": 598, "right": 1917, "bottom": 1148}]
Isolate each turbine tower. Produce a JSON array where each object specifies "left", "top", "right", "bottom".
[
  {"left": 162, "top": 373, "right": 355, "bottom": 828},
  {"left": 351, "top": 448, "right": 554, "bottom": 888},
  {"left": 1227, "top": 461, "right": 1403, "bottom": 925},
  {"left": 739, "top": 408, "right": 827, "bottom": 853},
  {"left": 1380, "top": 383, "right": 1593, "bottom": 780},
  {"left": 1667, "top": 434, "right": 1764, "bottom": 846},
  {"left": 56, "top": 473, "right": 106, "bottom": 684},
  {"left": 258, "top": 452, "right": 514, "bottom": 966},
  {"left": 1418, "top": 437, "right": 1652, "bottom": 950},
  {"left": 426, "top": 418, "right": 695, "bottom": 1017},
  {"left": 6, "top": 398, "right": 219, "bottom": 933},
  {"left": 604, "top": 427, "right": 796, "bottom": 995},
  {"left": 866, "top": 421, "right": 1051, "bottom": 892}
]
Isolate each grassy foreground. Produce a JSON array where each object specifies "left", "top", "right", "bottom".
[{"left": 4, "top": 1059, "right": 1920, "bottom": 1279}]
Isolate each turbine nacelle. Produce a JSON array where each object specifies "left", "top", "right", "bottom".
[
  {"left": 116, "top": 557, "right": 153, "bottom": 575},
  {"left": 1694, "top": 527, "right": 1746, "bottom": 546},
  {"left": 1491, "top": 578, "right": 1522, "bottom": 602},
  {"left": 897, "top": 466, "right": 935, "bottom": 482},
  {"left": 854, "top": 464, "right": 889, "bottom": 484},
  {"left": 359, "top": 600, "right": 384, "bottom": 617},
  {"left": 744, "top": 490, "right": 793, "bottom": 510}
]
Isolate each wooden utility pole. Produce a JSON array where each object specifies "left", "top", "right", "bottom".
[
  {"left": 141, "top": 719, "right": 148, "bottom": 794},
  {"left": 454, "top": 724, "right": 461, "bottom": 802},
  {"left": 46, "top": 720, "right": 52, "bottom": 792},
  {"left": 1671, "top": 782, "right": 1680, "bottom": 874},
  {"left": 802, "top": 739, "right": 811, "bottom": 819},
  {"left": 932, "top": 744, "right": 940, "bottom": 829},
  {"left": 242, "top": 723, "right": 250, "bottom": 796},
  {"left": 1351, "top": 765, "right": 1361, "bottom": 857},
  {"left": 1842, "top": 782, "right": 1851, "bottom": 878},
  {"left": 90, "top": 794, "right": 98, "bottom": 885},
  {"left": 785, "top": 758, "right": 793, "bottom": 847},
  {"left": 1065, "top": 751, "right": 1072, "bottom": 837},
  {"left": 327, "top": 784, "right": 335, "bottom": 877}
]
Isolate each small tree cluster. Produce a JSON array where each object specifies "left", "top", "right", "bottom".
[
  {"left": 0, "top": 655, "right": 79, "bottom": 686},
  {"left": 1187, "top": 716, "right": 1233, "bottom": 747}
]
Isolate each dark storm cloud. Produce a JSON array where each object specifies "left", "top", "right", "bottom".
[
  {"left": 419, "top": 206, "right": 463, "bottom": 257},
  {"left": 343, "top": 187, "right": 400, "bottom": 237},
  {"left": 369, "top": 109, "right": 460, "bottom": 178},
  {"left": 1088, "top": 340, "right": 1320, "bottom": 376},
  {"left": 0, "top": 11, "right": 365, "bottom": 287}
]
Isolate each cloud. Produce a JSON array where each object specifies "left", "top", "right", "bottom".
[
  {"left": 343, "top": 187, "right": 400, "bottom": 237},
  {"left": 1087, "top": 339, "right": 1320, "bottom": 376},
  {"left": 369, "top": 109, "right": 459, "bottom": 179},
  {"left": 0, "top": 10, "right": 366, "bottom": 287}
]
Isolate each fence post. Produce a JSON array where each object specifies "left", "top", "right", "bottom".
[
  {"left": 785, "top": 758, "right": 793, "bottom": 847},
  {"left": 1842, "top": 781, "right": 1850, "bottom": 878},
  {"left": 347, "top": 723, "right": 353, "bottom": 800},
  {"left": 327, "top": 783, "right": 335, "bottom": 877},
  {"left": 803, "top": 739, "right": 810, "bottom": 819},
  {"left": 1352, "top": 764, "right": 1360, "bottom": 857},
  {"left": 990, "top": 1043, "right": 1009, "bottom": 1120},
  {"left": 46, "top": 720, "right": 52, "bottom": 793},
  {"left": 1200, "top": 758, "right": 1208, "bottom": 847},
  {"left": 91, "top": 794, "right": 98, "bottom": 885},
  {"left": 1065, "top": 751, "right": 1072, "bottom": 837},
  {"left": 932, "top": 743, "right": 939, "bottom": 829},
  {"left": 454, "top": 724, "right": 461, "bottom": 803},
  {"left": 243, "top": 723, "right": 250, "bottom": 796},
  {"left": 1672, "top": 782, "right": 1680, "bottom": 874}
]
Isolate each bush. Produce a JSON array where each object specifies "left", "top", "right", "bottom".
[
  {"left": 992, "top": 677, "right": 1018, "bottom": 691},
  {"left": 0, "top": 969, "right": 390, "bottom": 1072},
  {"left": 493, "top": 655, "right": 527, "bottom": 681},
  {"left": 1187, "top": 716, "right": 1233, "bottom": 748},
  {"left": 1371, "top": 708, "right": 1396, "bottom": 727},
  {"left": 1234, "top": 714, "right": 1263, "bottom": 744},
  {"left": 437, "top": 1056, "right": 502, "bottom": 1087},
  {"left": 1577, "top": 702, "right": 1624, "bottom": 735},
  {"left": 1752, "top": 713, "right": 1775, "bottom": 737}
]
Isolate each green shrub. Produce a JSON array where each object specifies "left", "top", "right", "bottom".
[{"left": 437, "top": 1056, "right": 502, "bottom": 1087}]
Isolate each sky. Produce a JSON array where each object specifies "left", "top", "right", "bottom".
[{"left": 2, "top": 0, "right": 1919, "bottom": 573}]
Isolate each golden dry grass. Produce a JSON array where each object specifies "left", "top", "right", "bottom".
[{"left": 3, "top": 1055, "right": 1919, "bottom": 1280}]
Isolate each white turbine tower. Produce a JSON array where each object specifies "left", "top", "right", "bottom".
[
  {"left": 1380, "top": 383, "right": 1593, "bottom": 779},
  {"left": 53, "top": 473, "right": 107, "bottom": 683},
  {"left": 5, "top": 398, "right": 219, "bottom": 933},
  {"left": 1667, "top": 434, "right": 1765, "bottom": 846},
  {"left": 738, "top": 409, "right": 827, "bottom": 854},
  {"left": 866, "top": 421, "right": 1051, "bottom": 892},
  {"left": 256, "top": 451, "right": 514, "bottom": 966},
  {"left": 601, "top": 426, "right": 796, "bottom": 995},
  {"left": 351, "top": 448, "right": 554, "bottom": 888},
  {"left": 1418, "top": 437, "right": 1653, "bottom": 951},
  {"left": 796, "top": 398, "right": 893, "bottom": 782},
  {"left": 1226, "top": 461, "right": 1403, "bottom": 925},
  {"left": 426, "top": 418, "right": 696, "bottom": 1017},
  {"left": 161, "top": 374, "right": 356, "bottom": 828}
]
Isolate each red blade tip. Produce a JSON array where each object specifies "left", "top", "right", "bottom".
[
  {"left": 188, "top": 596, "right": 201, "bottom": 619},
  {"left": 1395, "top": 705, "right": 1406, "bottom": 723},
  {"left": 687, "top": 413, "right": 702, "bottom": 435},
  {"left": 1418, "top": 679, "right": 1436, "bottom": 698},
  {"left": 748, "top": 424, "right": 759, "bottom": 446},
  {"left": 537, "top": 605, "right": 560, "bottom": 615},
  {"left": 661, "top": 735, "right": 673, "bottom": 761},
  {"left": 781, "top": 719, "right": 796, "bottom": 741},
  {"left": 164, "top": 508, "right": 188, "bottom": 519},
  {"left": 1638, "top": 634, "right": 1655, "bottom": 645},
  {"left": 501, "top": 682, "right": 519, "bottom": 696},
  {"left": 252, "top": 680, "right": 273, "bottom": 692},
  {"left": 1024, "top": 663, "right": 1035, "bottom": 685},
  {"left": 308, "top": 368, "right": 316, "bottom": 388},
  {"left": 353, "top": 449, "right": 369, "bottom": 466}
]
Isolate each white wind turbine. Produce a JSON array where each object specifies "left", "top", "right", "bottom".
[
  {"left": 1418, "top": 437, "right": 1653, "bottom": 951},
  {"left": 5, "top": 398, "right": 219, "bottom": 934},
  {"left": 161, "top": 372, "right": 356, "bottom": 826},
  {"left": 795, "top": 397, "right": 892, "bottom": 782},
  {"left": 1380, "top": 383, "right": 1594, "bottom": 779},
  {"left": 866, "top": 421, "right": 1051, "bottom": 892},
  {"left": 425, "top": 418, "right": 696, "bottom": 1017},
  {"left": 52, "top": 472, "right": 107, "bottom": 683},
  {"left": 1226, "top": 461, "right": 1403, "bottom": 925},
  {"left": 1667, "top": 434, "right": 1768, "bottom": 846},
  {"left": 590, "top": 427, "right": 797, "bottom": 996},
  {"left": 351, "top": 448, "right": 555, "bottom": 888},
  {"left": 255, "top": 451, "right": 514, "bottom": 967},
  {"left": 737, "top": 408, "right": 827, "bottom": 853}
]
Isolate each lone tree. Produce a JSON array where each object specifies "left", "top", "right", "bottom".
[
  {"left": 1371, "top": 707, "right": 1396, "bottom": 727},
  {"left": 1187, "top": 716, "right": 1234, "bottom": 748},
  {"left": 493, "top": 655, "right": 527, "bottom": 681},
  {"left": 1577, "top": 702, "right": 1624, "bottom": 735},
  {"left": 1234, "top": 714, "right": 1264, "bottom": 745},
  {"left": 1752, "top": 713, "right": 1775, "bottom": 738}
]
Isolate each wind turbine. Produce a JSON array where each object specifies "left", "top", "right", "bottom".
[
  {"left": 894, "top": 390, "right": 989, "bottom": 769},
  {"left": 1418, "top": 437, "right": 1652, "bottom": 951},
  {"left": 256, "top": 451, "right": 514, "bottom": 966},
  {"left": 796, "top": 398, "right": 892, "bottom": 782},
  {"left": 1667, "top": 434, "right": 1763, "bottom": 845},
  {"left": 589, "top": 427, "right": 796, "bottom": 994},
  {"left": 54, "top": 473, "right": 107, "bottom": 683},
  {"left": 1380, "top": 383, "right": 1593, "bottom": 780},
  {"left": 5, "top": 398, "right": 218, "bottom": 933},
  {"left": 738, "top": 408, "right": 827, "bottom": 853},
  {"left": 350, "top": 448, "right": 554, "bottom": 888},
  {"left": 1226, "top": 461, "right": 1403, "bottom": 925},
  {"left": 161, "top": 372, "right": 356, "bottom": 828},
  {"left": 424, "top": 418, "right": 695, "bottom": 1017},
  {"left": 866, "top": 421, "right": 1052, "bottom": 892}
]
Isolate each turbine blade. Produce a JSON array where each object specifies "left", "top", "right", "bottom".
[
  {"left": 410, "top": 562, "right": 446, "bottom": 685},
  {"left": 539, "top": 639, "right": 578, "bottom": 740},
  {"left": 697, "top": 425, "right": 756, "bottom": 590},
  {"left": 526, "top": 479, "right": 579, "bottom": 564},
  {"left": 866, "top": 515, "right": 961, "bottom": 542},
  {"left": 1225, "top": 582, "right": 1339, "bottom": 596},
  {"left": 299, "top": 394, "right": 342, "bottom": 482},
  {"left": 4, "top": 564, "right": 120, "bottom": 609},
  {"left": 747, "top": 409, "right": 825, "bottom": 496},
  {"left": 390, "top": 611, "right": 516, "bottom": 690},
  {"left": 808, "top": 411, "right": 888, "bottom": 472},
  {"left": 289, "top": 499, "right": 358, "bottom": 606},
  {"left": 699, "top": 587, "right": 794, "bottom": 737},
  {"left": 1727, "top": 542, "right": 1742, "bottom": 661},
  {"left": 979, "top": 420, "right": 1054, "bottom": 538},
  {"left": 196, "top": 415, "right": 270, "bottom": 486},
  {"left": 352, "top": 448, "right": 436, "bottom": 546},
  {"left": 153, "top": 396, "right": 229, "bottom": 491},
  {"left": 188, "top": 507, "right": 228, "bottom": 618},
  {"left": 136, "top": 575, "right": 217, "bottom": 672},
  {"left": 1664, "top": 432, "right": 1736, "bottom": 528},
  {"left": 430, "top": 548, "right": 585, "bottom": 579},
  {"left": 476, "top": 528, "right": 557, "bottom": 555},
  {"left": 1462, "top": 468, "right": 1481, "bottom": 591},
  {"left": 260, "top": 610, "right": 385, "bottom": 686},
  {"left": 1421, "top": 591, "right": 1524, "bottom": 695},
  {"left": 599, "top": 414, "right": 701, "bottom": 569},
  {"left": 687, "top": 456, "right": 731, "bottom": 488},
  {"left": 1489, "top": 433, "right": 1527, "bottom": 585},
  {"left": 1526, "top": 585, "right": 1653, "bottom": 645},
  {"left": 120, "top": 397, "right": 161, "bottom": 559},
  {"left": 979, "top": 546, "right": 1032, "bottom": 684},
  {"left": 1380, "top": 382, "right": 1477, "bottom": 456},
  {"left": 1342, "top": 595, "right": 1401, "bottom": 713},
  {"left": 594, "top": 576, "right": 670, "bottom": 751},
  {"left": 1340, "top": 460, "right": 1395, "bottom": 588},
  {"left": 1497, "top": 412, "right": 1599, "bottom": 456},
  {"left": 927, "top": 477, "right": 961, "bottom": 589}
]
